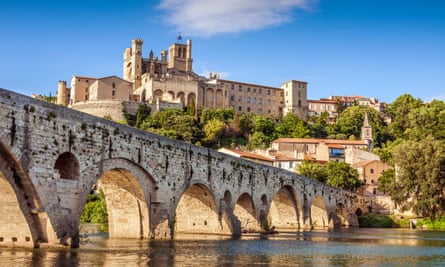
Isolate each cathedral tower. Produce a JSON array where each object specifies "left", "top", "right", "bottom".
[
  {"left": 168, "top": 36, "right": 193, "bottom": 72},
  {"left": 123, "top": 38, "right": 143, "bottom": 89}
]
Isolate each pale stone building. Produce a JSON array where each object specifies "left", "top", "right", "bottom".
[{"left": 57, "top": 37, "right": 309, "bottom": 119}]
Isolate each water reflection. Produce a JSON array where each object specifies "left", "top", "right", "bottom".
[{"left": 1, "top": 229, "right": 445, "bottom": 266}]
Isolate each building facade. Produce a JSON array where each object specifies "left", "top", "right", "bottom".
[{"left": 57, "top": 37, "right": 309, "bottom": 119}]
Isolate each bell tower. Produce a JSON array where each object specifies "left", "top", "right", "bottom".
[
  {"left": 168, "top": 34, "right": 193, "bottom": 72},
  {"left": 361, "top": 112, "right": 373, "bottom": 151}
]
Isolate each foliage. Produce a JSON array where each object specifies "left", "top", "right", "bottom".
[
  {"left": 297, "top": 160, "right": 328, "bottom": 183},
  {"left": 390, "top": 137, "right": 445, "bottom": 218},
  {"left": 275, "top": 113, "right": 310, "bottom": 138},
  {"left": 416, "top": 216, "right": 445, "bottom": 230},
  {"left": 325, "top": 161, "right": 361, "bottom": 191},
  {"left": 385, "top": 94, "right": 424, "bottom": 139},
  {"left": 358, "top": 214, "right": 396, "bottom": 228},
  {"left": 298, "top": 160, "right": 361, "bottom": 191},
  {"left": 80, "top": 190, "right": 108, "bottom": 231}
]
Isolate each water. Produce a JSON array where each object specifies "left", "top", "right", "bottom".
[{"left": 1, "top": 228, "right": 445, "bottom": 266}]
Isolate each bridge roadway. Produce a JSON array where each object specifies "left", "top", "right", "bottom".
[{"left": 0, "top": 88, "right": 372, "bottom": 248}]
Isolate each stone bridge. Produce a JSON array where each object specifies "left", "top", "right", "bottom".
[{"left": 0, "top": 88, "right": 373, "bottom": 248}]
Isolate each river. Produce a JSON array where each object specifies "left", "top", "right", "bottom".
[{"left": 1, "top": 228, "right": 444, "bottom": 266}]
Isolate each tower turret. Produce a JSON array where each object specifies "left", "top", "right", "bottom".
[
  {"left": 123, "top": 38, "right": 143, "bottom": 89},
  {"left": 57, "top": 80, "right": 68, "bottom": 105}
]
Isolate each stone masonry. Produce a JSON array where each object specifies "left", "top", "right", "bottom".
[{"left": 0, "top": 88, "right": 373, "bottom": 248}]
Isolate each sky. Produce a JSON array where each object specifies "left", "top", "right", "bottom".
[{"left": 1, "top": 0, "right": 444, "bottom": 103}]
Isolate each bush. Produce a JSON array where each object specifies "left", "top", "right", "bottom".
[{"left": 358, "top": 214, "right": 397, "bottom": 228}]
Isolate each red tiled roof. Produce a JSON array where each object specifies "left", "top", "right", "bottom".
[
  {"left": 273, "top": 138, "right": 366, "bottom": 146},
  {"left": 224, "top": 148, "right": 274, "bottom": 162}
]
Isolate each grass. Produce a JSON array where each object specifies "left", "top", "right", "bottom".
[{"left": 358, "top": 214, "right": 397, "bottom": 228}]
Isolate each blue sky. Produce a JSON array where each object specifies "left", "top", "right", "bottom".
[{"left": 1, "top": 0, "right": 444, "bottom": 103}]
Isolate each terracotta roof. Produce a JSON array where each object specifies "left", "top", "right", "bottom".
[
  {"left": 327, "top": 144, "right": 345, "bottom": 149},
  {"left": 223, "top": 148, "right": 274, "bottom": 162},
  {"left": 268, "top": 151, "right": 299, "bottom": 161},
  {"left": 273, "top": 138, "right": 366, "bottom": 146}
]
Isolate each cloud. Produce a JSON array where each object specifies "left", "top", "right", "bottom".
[{"left": 158, "top": 0, "right": 316, "bottom": 37}]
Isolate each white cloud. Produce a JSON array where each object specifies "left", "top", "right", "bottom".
[{"left": 158, "top": 0, "right": 316, "bottom": 37}]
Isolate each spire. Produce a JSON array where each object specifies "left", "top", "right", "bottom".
[{"left": 361, "top": 112, "right": 373, "bottom": 151}]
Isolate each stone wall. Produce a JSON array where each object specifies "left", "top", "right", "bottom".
[{"left": 0, "top": 87, "right": 373, "bottom": 248}]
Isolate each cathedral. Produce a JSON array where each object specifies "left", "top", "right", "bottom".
[{"left": 57, "top": 37, "right": 309, "bottom": 119}]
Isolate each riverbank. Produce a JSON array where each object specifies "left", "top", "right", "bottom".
[{"left": 358, "top": 214, "right": 445, "bottom": 230}]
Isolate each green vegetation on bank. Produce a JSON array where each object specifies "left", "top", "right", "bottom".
[
  {"left": 358, "top": 214, "right": 445, "bottom": 230},
  {"left": 80, "top": 190, "right": 108, "bottom": 232}
]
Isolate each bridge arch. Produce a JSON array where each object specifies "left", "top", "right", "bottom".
[
  {"left": 233, "top": 193, "right": 259, "bottom": 233},
  {"left": 268, "top": 185, "right": 301, "bottom": 231},
  {"left": 310, "top": 195, "right": 329, "bottom": 229},
  {"left": 0, "top": 141, "right": 46, "bottom": 248},
  {"left": 95, "top": 158, "right": 154, "bottom": 239},
  {"left": 174, "top": 183, "right": 230, "bottom": 236}
]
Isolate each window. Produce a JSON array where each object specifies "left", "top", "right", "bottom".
[
  {"left": 247, "top": 87, "right": 251, "bottom": 92},
  {"left": 267, "top": 99, "right": 271, "bottom": 105},
  {"left": 298, "top": 91, "right": 301, "bottom": 97},
  {"left": 247, "top": 97, "right": 250, "bottom": 103},
  {"left": 238, "top": 106, "right": 242, "bottom": 111},
  {"left": 112, "top": 82, "right": 115, "bottom": 88},
  {"left": 267, "top": 109, "right": 271, "bottom": 114},
  {"left": 267, "top": 89, "right": 270, "bottom": 95},
  {"left": 253, "top": 97, "right": 256, "bottom": 104},
  {"left": 247, "top": 107, "right": 250, "bottom": 112},
  {"left": 230, "top": 95, "right": 235, "bottom": 101},
  {"left": 259, "top": 88, "right": 262, "bottom": 94},
  {"left": 370, "top": 169, "right": 374, "bottom": 174},
  {"left": 259, "top": 98, "right": 263, "bottom": 104},
  {"left": 231, "top": 84, "right": 235, "bottom": 90},
  {"left": 238, "top": 96, "right": 242, "bottom": 102},
  {"left": 112, "top": 90, "right": 116, "bottom": 96},
  {"left": 224, "top": 91, "right": 227, "bottom": 97},
  {"left": 259, "top": 108, "right": 262, "bottom": 113},
  {"left": 253, "top": 88, "right": 256, "bottom": 93},
  {"left": 238, "top": 85, "right": 242, "bottom": 91},
  {"left": 373, "top": 188, "right": 377, "bottom": 195}
]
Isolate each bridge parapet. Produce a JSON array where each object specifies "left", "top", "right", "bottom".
[{"left": 0, "top": 88, "right": 373, "bottom": 248}]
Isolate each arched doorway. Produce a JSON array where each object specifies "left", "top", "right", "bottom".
[
  {"left": 175, "top": 184, "right": 230, "bottom": 235},
  {"left": 268, "top": 186, "right": 300, "bottom": 231},
  {"left": 233, "top": 193, "right": 259, "bottom": 233}
]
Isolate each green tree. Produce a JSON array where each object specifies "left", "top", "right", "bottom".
[
  {"left": 326, "top": 161, "right": 361, "bottom": 191},
  {"left": 202, "top": 118, "right": 226, "bottom": 147},
  {"left": 377, "top": 168, "right": 396, "bottom": 195},
  {"left": 390, "top": 137, "right": 445, "bottom": 218},
  {"left": 297, "top": 160, "right": 328, "bottom": 183},
  {"left": 275, "top": 113, "right": 310, "bottom": 138},
  {"left": 81, "top": 190, "right": 108, "bottom": 231},
  {"left": 249, "top": 115, "right": 276, "bottom": 148},
  {"left": 386, "top": 94, "right": 423, "bottom": 139}
]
